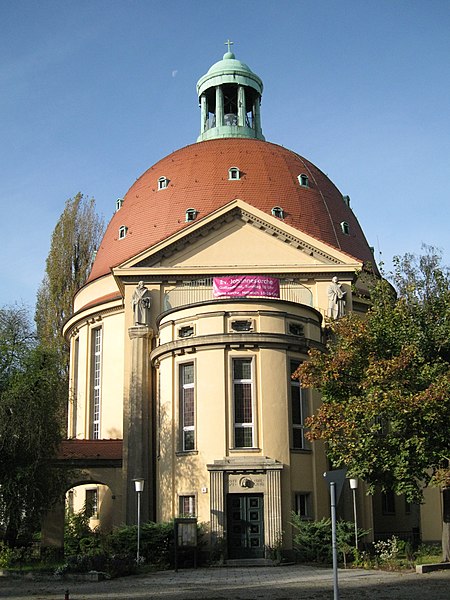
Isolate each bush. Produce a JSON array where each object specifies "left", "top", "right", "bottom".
[
  {"left": 106, "top": 522, "right": 174, "bottom": 568},
  {"left": 291, "top": 514, "right": 370, "bottom": 564}
]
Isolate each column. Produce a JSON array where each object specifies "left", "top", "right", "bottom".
[
  {"left": 238, "top": 86, "right": 246, "bottom": 127},
  {"left": 265, "top": 469, "right": 282, "bottom": 549},
  {"left": 253, "top": 98, "right": 262, "bottom": 136},
  {"left": 209, "top": 470, "right": 225, "bottom": 545},
  {"left": 200, "top": 94, "right": 207, "bottom": 133},
  {"left": 215, "top": 86, "right": 224, "bottom": 128},
  {"left": 124, "top": 325, "right": 153, "bottom": 524}
]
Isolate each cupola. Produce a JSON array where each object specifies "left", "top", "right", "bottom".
[{"left": 196, "top": 41, "right": 265, "bottom": 142}]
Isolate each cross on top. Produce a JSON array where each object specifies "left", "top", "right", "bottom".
[{"left": 225, "top": 39, "right": 234, "bottom": 53}]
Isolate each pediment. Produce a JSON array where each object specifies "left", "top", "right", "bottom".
[{"left": 119, "top": 200, "right": 359, "bottom": 271}]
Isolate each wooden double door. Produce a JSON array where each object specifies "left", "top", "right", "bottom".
[{"left": 227, "top": 493, "right": 264, "bottom": 559}]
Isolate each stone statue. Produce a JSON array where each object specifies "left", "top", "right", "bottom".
[
  {"left": 327, "top": 276, "right": 346, "bottom": 319},
  {"left": 132, "top": 281, "right": 151, "bottom": 325}
]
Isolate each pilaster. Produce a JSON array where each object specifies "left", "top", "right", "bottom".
[{"left": 124, "top": 325, "right": 153, "bottom": 524}]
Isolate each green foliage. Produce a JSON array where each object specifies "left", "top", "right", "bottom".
[
  {"left": 61, "top": 516, "right": 174, "bottom": 576},
  {"left": 35, "top": 193, "right": 104, "bottom": 376},
  {"left": 291, "top": 514, "right": 370, "bottom": 564},
  {"left": 64, "top": 504, "right": 96, "bottom": 556},
  {"left": 0, "top": 305, "right": 68, "bottom": 548},
  {"left": 295, "top": 247, "right": 450, "bottom": 504},
  {"left": 106, "top": 521, "right": 174, "bottom": 568}
]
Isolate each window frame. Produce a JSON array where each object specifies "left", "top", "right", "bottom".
[
  {"left": 228, "top": 167, "right": 241, "bottom": 180},
  {"left": 185, "top": 208, "right": 197, "bottom": 222},
  {"left": 178, "top": 494, "right": 196, "bottom": 517},
  {"left": 90, "top": 327, "right": 102, "bottom": 440},
  {"left": 298, "top": 173, "right": 309, "bottom": 187},
  {"left": 340, "top": 221, "right": 350, "bottom": 235},
  {"left": 85, "top": 488, "right": 99, "bottom": 519},
  {"left": 158, "top": 176, "right": 169, "bottom": 190},
  {"left": 231, "top": 356, "right": 256, "bottom": 449},
  {"left": 271, "top": 206, "right": 285, "bottom": 219},
  {"left": 179, "top": 361, "right": 196, "bottom": 452},
  {"left": 294, "top": 492, "right": 312, "bottom": 520},
  {"left": 290, "top": 360, "right": 309, "bottom": 450},
  {"left": 118, "top": 225, "right": 128, "bottom": 239},
  {"left": 381, "top": 490, "right": 396, "bottom": 515}
]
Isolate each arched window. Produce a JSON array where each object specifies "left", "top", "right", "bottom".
[
  {"left": 298, "top": 173, "right": 309, "bottom": 187},
  {"left": 118, "top": 225, "right": 128, "bottom": 239},
  {"left": 158, "top": 176, "right": 169, "bottom": 190},
  {"left": 228, "top": 167, "right": 241, "bottom": 180},
  {"left": 271, "top": 206, "right": 284, "bottom": 219},
  {"left": 340, "top": 221, "right": 350, "bottom": 235},
  {"left": 185, "top": 208, "right": 198, "bottom": 222}
]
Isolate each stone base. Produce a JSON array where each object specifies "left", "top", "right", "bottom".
[{"left": 416, "top": 562, "right": 450, "bottom": 573}]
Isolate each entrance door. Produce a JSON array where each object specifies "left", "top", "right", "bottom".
[{"left": 227, "top": 494, "right": 264, "bottom": 558}]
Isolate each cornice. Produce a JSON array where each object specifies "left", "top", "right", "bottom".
[{"left": 150, "top": 332, "right": 323, "bottom": 363}]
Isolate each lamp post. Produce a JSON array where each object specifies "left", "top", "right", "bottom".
[
  {"left": 133, "top": 478, "right": 145, "bottom": 563},
  {"left": 349, "top": 478, "right": 359, "bottom": 550}
]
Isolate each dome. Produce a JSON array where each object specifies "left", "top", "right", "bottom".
[{"left": 88, "top": 137, "right": 376, "bottom": 283}]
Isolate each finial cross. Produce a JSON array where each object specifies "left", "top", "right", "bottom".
[{"left": 225, "top": 39, "right": 234, "bottom": 53}]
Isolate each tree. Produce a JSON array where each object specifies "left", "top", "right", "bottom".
[
  {"left": 0, "top": 306, "right": 67, "bottom": 547},
  {"left": 294, "top": 247, "right": 450, "bottom": 560},
  {"left": 35, "top": 193, "right": 104, "bottom": 375}
]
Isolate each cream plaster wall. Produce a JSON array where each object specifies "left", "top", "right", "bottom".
[
  {"left": 73, "top": 274, "right": 119, "bottom": 313},
  {"left": 163, "top": 220, "right": 326, "bottom": 268},
  {"left": 421, "top": 487, "right": 443, "bottom": 542}
]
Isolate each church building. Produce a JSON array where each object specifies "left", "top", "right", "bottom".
[{"left": 52, "top": 47, "right": 439, "bottom": 559}]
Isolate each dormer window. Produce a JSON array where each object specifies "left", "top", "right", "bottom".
[
  {"left": 185, "top": 208, "right": 198, "bottom": 222},
  {"left": 118, "top": 225, "right": 128, "bottom": 239},
  {"left": 343, "top": 195, "right": 351, "bottom": 207},
  {"left": 271, "top": 206, "right": 284, "bottom": 219},
  {"left": 116, "top": 198, "right": 123, "bottom": 211},
  {"left": 340, "top": 221, "right": 350, "bottom": 235},
  {"left": 228, "top": 167, "right": 241, "bottom": 180},
  {"left": 158, "top": 176, "right": 169, "bottom": 190},
  {"left": 298, "top": 174, "right": 309, "bottom": 187}
]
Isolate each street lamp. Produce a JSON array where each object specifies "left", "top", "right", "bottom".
[
  {"left": 349, "top": 478, "right": 359, "bottom": 550},
  {"left": 133, "top": 478, "right": 145, "bottom": 563}
]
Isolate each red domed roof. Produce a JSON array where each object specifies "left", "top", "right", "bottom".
[{"left": 88, "top": 138, "right": 376, "bottom": 283}]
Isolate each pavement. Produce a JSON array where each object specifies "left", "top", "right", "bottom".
[{"left": 1, "top": 564, "right": 450, "bottom": 600}]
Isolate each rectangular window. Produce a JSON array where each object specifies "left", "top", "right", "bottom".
[
  {"left": 381, "top": 490, "right": 396, "bottom": 515},
  {"left": 91, "top": 328, "right": 102, "bottom": 439},
  {"left": 290, "top": 361, "right": 308, "bottom": 449},
  {"left": 67, "top": 490, "right": 74, "bottom": 515},
  {"left": 179, "top": 495, "right": 196, "bottom": 517},
  {"left": 295, "top": 492, "right": 312, "bottom": 519},
  {"left": 85, "top": 488, "right": 98, "bottom": 518},
  {"left": 233, "top": 358, "right": 254, "bottom": 448},
  {"left": 180, "top": 362, "right": 195, "bottom": 451},
  {"left": 70, "top": 337, "right": 79, "bottom": 438}
]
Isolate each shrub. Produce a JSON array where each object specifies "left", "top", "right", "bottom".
[
  {"left": 106, "top": 522, "right": 174, "bottom": 568},
  {"left": 291, "top": 514, "right": 370, "bottom": 564}
]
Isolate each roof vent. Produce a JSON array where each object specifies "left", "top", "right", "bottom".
[
  {"left": 298, "top": 174, "right": 309, "bottom": 187},
  {"left": 340, "top": 221, "right": 350, "bottom": 235},
  {"left": 271, "top": 206, "right": 284, "bottom": 219},
  {"left": 158, "top": 176, "right": 169, "bottom": 190},
  {"left": 185, "top": 208, "right": 198, "bottom": 222},
  {"left": 228, "top": 167, "right": 240, "bottom": 180}
]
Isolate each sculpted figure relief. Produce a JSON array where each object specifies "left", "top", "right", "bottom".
[
  {"left": 327, "top": 276, "right": 346, "bottom": 319},
  {"left": 132, "top": 281, "right": 151, "bottom": 325}
]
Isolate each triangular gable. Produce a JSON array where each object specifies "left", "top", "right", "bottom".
[{"left": 118, "top": 199, "right": 362, "bottom": 271}]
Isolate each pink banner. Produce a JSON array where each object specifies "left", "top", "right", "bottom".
[{"left": 213, "top": 276, "right": 280, "bottom": 299}]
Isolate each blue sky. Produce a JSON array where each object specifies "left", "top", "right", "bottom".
[{"left": 1, "top": 0, "right": 449, "bottom": 309}]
